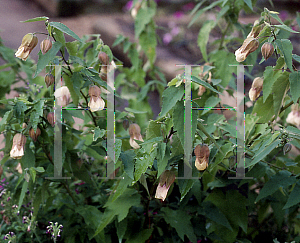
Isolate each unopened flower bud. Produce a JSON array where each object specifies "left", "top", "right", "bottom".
[
  {"left": 15, "top": 33, "right": 38, "bottom": 61},
  {"left": 88, "top": 85, "right": 105, "bottom": 112},
  {"left": 247, "top": 20, "right": 264, "bottom": 38},
  {"left": 155, "top": 170, "right": 175, "bottom": 201},
  {"left": 129, "top": 123, "right": 143, "bottom": 149},
  {"left": 235, "top": 37, "right": 259, "bottom": 62},
  {"left": 10, "top": 133, "right": 26, "bottom": 159},
  {"left": 261, "top": 42, "right": 274, "bottom": 61},
  {"left": 194, "top": 144, "right": 210, "bottom": 171},
  {"left": 40, "top": 39, "right": 52, "bottom": 54},
  {"left": 286, "top": 104, "right": 300, "bottom": 128},
  {"left": 283, "top": 143, "right": 292, "bottom": 155},
  {"left": 22, "top": 123, "right": 27, "bottom": 129},
  {"left": 249, "top": 77, "right": 263, "bottom": 101},
  {"left": 29, "top": 127, "right": 41, "bottom": 142},
  {"left": 45, "top": 73, "right": 55, "bottom": 88},
  {"left": 123, "top": 119, "right": 130, "bottom": 130},
  {"left": 98, "top": 52, "right": 110, "bottom": 65},
  {"left": 54, "top": 86, "right": 71, "bottom": 107},
  {"left": 0, "top": 166, "right": 3, "bottom": 179},
  {"left": 47, "top": 112, "right": 55, "bottom": 127},
  {"left": 99, "top": 66, "right": 107, "bottom": 81}
]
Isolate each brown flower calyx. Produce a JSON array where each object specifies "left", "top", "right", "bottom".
[
  {"left": 194, "top": 144, "right": 210, "bottom": 171},
  {"left": 88, "top": 85, "right": 105, "bottom": 112},
  {"left": 261, "top": 42, "right": 274, "bottom": 61},
  {"left": 10, "top": 133, "right": 27, "bottom": 159},
  {"left": 45, "top": 73, "right": 55, "bottom": 88},
  {"left": 47, "top": 112, "right": 55, "bottom": 127},
  {"left": 129, "top": 123, "right": 144, "bottom": 149},
  {"left": 123, "top": 119, "right": 130, "bottom": 131},
  {"left": 15, "top": 33, "right": 38, "bottom": 61},
  {"left": 155, "top": 170, "right": 176, "bottom": 201},
  {"left": 249, "top": 77, "right": 263, "bottom": 101},
  {"left": 235, "top": 37, "right": 259, "bottom": 62},
  {"left": 29, "top": 127, "right": 41, "bottom": 142},
  {"left": 98, "top": 52, "right": 110, "bottom": 65},
  {"left": 40, "top": 38, "right": 52, "bottom": 54}
]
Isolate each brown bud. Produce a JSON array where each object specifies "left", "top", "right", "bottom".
[
  {"left": 98, "top": 52, "right": 110, "bottom": 65},
  {"left": 194, "top": 144, "right": 210, "bottom": 171},
  {"left": 261, "top": 42, "right": 274, "bottom": 61},
  {"left": 45, "top": 73, "right": 55, "bottom": 88},
  {"left": 0, "top": 166, "right": 3, "bottom": 179},
  {"left": 40, "top": 39, "right": 52, "bottom": 54},
  {"left": 29, "top": 127, "right": 41, "bottom": 142},
  {"left": 100, "top": 66, "right": 107, "bottom": 81},
  {"left": 47, "top": 112, "right": 55, "bottom": 127}
]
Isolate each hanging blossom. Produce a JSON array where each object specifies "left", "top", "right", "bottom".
[
  {"left": 155, "top": 170, "right": 176, "bottom": 201},
  {"left": 129, "top": 123, "right": 144, "bottom": 149},
  {"left": 15, "top": 33, "right": 38, "bottom": 61}
]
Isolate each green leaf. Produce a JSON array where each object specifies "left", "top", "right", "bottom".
[
  {"left": 120, "top": 150, "right": 135, "bottom": 179},
  {"left": 21, "top": 16, "right": 49, "bottom": 23},
  {"left": 34, "top": 42, "right": 62, "bottom": 78},
  {"left": 134, "top": 8, "right": 156, "bottom": 39},
  {"left": 202, "top": 201, "right": 233, "bottom": 231},
  {"left": 289, "top": 71, "right": 300, "bottom": 103},
  {"left": 202, "top": 96, "right": 221, "bottom": 115},
  {"left": 158, "top": 85, "right": 184, "bottom": 118},
  {"left": 157, "top": 143, "right": 169, "bottom": 178},
  {"left": 30, "top": 100, "right": 45, "bottom": 132},
  {"left": 191, "top": 76, "right": 221, "bottom": 94},
  {"left": 13, "top": 101, "right": 27, "bottom": 120},
  {"left": 115, "top": 139, "right": 122, "bottom": 162},
  {"left": 134, "top": 147, "right": 156, "bottom": 182},
  {"left": 139, "top": 21, "right": 157, "bottom": 65},
  {"left": 178, "top": 179, "right": 195, "bottom": 202},
  {"left": 252, "top": 95, "right": 274, "bottom": 123},
  {"left": 125, "top": 229, "right": 153, "bottom": 243},
  {"left": 0, "top": 110, "right": 12, "bottom": 133},
  {"left": 243, "top": 0, "right": 253, "bottom": 10},
  {"left": 93, "top": 127, "right": 106, "bottom": 141},
  {"left": 106, "top": 188, "right": 141, "bottom": 222},
  {"left": 197, "top": 21, "right": 216, "bottom": 62},
  {"left": 76, "top": 205, "right": 102, "bottom": 230},
  {"left": 162, "top": 207, "right": 197, "bottom": 243},
  {"left": 283, "top": 182, "right": 300, "bottom": 209},
  {"left": 146, "top": 120, "right": 162, "bottom": 140},
  {"left": 247, "top": 140, "right": 281, "bottom": 168},
  {"left": 274, "top": 24, "right": 299, "bottom": 34},
  {"left": 18, "top": 180, "right": 29, "bottom": 209},
  {"left": 273, "top": 71, "right": 289, "bottom": 119},
  {"left": 255, "top": 170, "right": 296, "bottom": 202},
  {"left": 262, "top": 68, "right": 279, "bottom": 102},
  {"left": 29, "top": 168, "right": 36, "bottom": 183},
  {"left": 49, "top": 22, "right": 82, "bottom": 42},
  {"left": 64, "top": 74, "right": 79, "bottom": 106},
  {"left": 110, "top": 173, "right": 133, "bottom": 202},
  {"left": 124, "top": 107, "right": 147, "bottom": 114},
  {"left": 21, "top": 143, "right": 35, "bottom": 168},
  {"left": 275, "top": 39, "right": 294, "bottom": 72},
  {"left": 33, "top": 188, "right": 42, "bottom": 218},
  {"left": 34, "top": 167, "right": 45, "bottom": 173},
  {"left": 52, "top": 28, "right": 66, "bottom": 46}
]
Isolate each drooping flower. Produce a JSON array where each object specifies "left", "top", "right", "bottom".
[
  {"left": 155, "top": 170, "right": 175, "bottom": 201},
  {"left": 235, "top": 37, "right": 259, "bottom": 62},
  {"left": 54, "top": 86, "right": 71, "bottom": 107},
  {"left": 249, "top": 77, "right": 263, "bottom": 101},
  {"left": 47, "top": 112, "right": 55, "bottom": 127},
  {"left": 29, "top": 127, "right": 41, "bottom": 142},
  {"left": 15, "top": 33, "right": 38, "bottom": 61},
  {"left": 88, "top": 85, "right": 105, "bottom": 112},
  {"left": 129, "top": 123, "right": 144, "bottom": 149},
  {"left": 194, "top": 144, "right": 210, "bottom": 171},
  {"left": 247, "top": 20, "right": 264, "bottom": 38},
  {"left": 261, "top": 42, "right": 274, "bottom": 61},
  {"left": 10, "top": 133, "right": 26, "bottom": 159},
  {"left": 45, "top": 73, "right": 55, "bottom": 88}
]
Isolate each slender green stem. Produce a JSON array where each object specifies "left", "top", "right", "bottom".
[{"left": 219, "top": 23, "right": 230, "bottom": 50}]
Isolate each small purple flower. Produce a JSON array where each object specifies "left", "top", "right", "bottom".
[
  {"left": 124, "top": 1, "right": 133, "bottom": 11},
  {"left": 163, "top": 33, "right": 173, "bottom": 45}
]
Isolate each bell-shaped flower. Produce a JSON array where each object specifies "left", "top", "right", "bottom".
[
  {"left": 10, "top": 133, "right": 26, "bottom": 159},
  {"left": 247, "top": 20, "right": 264, "bottom": 38},
  {"left": 194, "top": 144, "right": 210, "bottom": 171},
  {"left": 235, "top": 37, "right": 259, "bottom": 62},
  {"left": 155, "top": 170, "right": 175, "bottom": 201},
  {"left": 88, "top": 85, "right": 105, "bottom": 112},
  {"left": 54, "top": 86, "right": 71, "bottom": 107},
  {"left": 249, "top": 77, "right": 263, "bottom": 101},
  {"left": 286, "top": 104, "right": 300, "bottom": 128},
  {"left": 15, "top": 33, "right": 38, "bottom": 61},
  {"left": 129, "top": 123, "right": 144, "bottom": 149}
]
